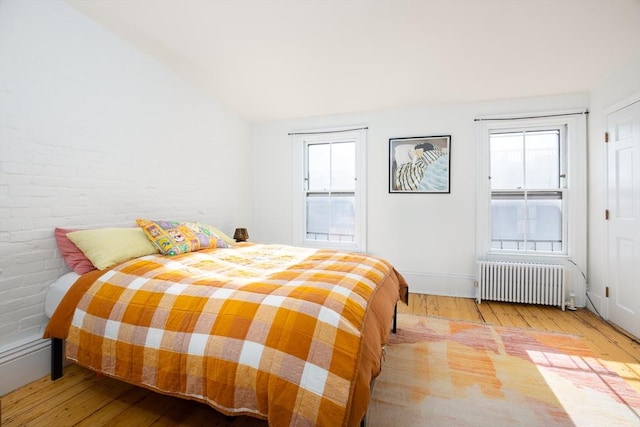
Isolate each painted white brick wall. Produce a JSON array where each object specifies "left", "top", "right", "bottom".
[{"left": 0, "top": 1, "right": 253, "bottom": 353}]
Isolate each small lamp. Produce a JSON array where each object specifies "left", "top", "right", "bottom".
[{"left": 233, "top": 227, "right": 249, "bottom": 242}]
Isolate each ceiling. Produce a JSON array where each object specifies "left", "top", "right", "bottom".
[{"left": 66, "top": 0, "right": 640, "bottom": 123}]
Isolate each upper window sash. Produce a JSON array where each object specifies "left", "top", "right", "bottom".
[
  {"left": 489, "top": 126, "right": 567, "bottom": 191},
  {"left": 305, "top": 140, "right": 356, "bottom": 193}
]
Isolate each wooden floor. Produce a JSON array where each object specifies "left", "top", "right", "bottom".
[{"left": 2, "top": 295, "right": 639, "bottom": 426}]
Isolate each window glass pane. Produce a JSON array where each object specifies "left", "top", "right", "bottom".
[
  {"left": 526, "top": 198, "right": 562, "bottom": 252},
  {"left": 491, "top": 194, "right": 525, "bottom": 250},
  {"left": 306, "top": 195, "right": 330, "bottom": 240},
  {"left": 306, "top": 195, "right": 355, "bottom": 242},
  {"left": 490, "top": 132, "right": 523, "bottom": 190},
  {"left": 329, "top": 195, "right": 355, "bottom": 241},
  {"left": 307, "top": 143, "right": 330, "bottom": 191},
  {"left": 525, "top": 130, "right": 560, "bottom": 189},
  {"left": 331, "top": 142, "right": 355, "bottom": 190}
]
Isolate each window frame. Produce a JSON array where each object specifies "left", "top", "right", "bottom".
[
  {"left": 476, "top": 112, "right": 587, "bottom": 263},
  {"left": 489, "top": 125, "right": 568, "bottom": 254},
  {"left": 292, "top": 127, "right": 367, "bottom": 252}
]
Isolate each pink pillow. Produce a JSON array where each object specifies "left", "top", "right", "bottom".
[{"left": 54, "top": 228, "right": 96, "bottom": 275}]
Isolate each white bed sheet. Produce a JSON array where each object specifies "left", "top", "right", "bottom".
[{"left": 45, "top": 271, "right": 80, "bottom": 318}]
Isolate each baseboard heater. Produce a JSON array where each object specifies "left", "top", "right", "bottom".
[{"left": 476, "top": 260, "right": 565, "bottom": 310}]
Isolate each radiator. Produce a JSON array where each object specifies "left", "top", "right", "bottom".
[{"left": 476, "top": 261, "right": 565, "bottom": 310}]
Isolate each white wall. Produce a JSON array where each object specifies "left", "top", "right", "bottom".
[
  {"left": 0, "top": 0, "right": 252, "bottom": 393},
  {"left": 587, "top": 53, "right": 640, "bottom": 317},
  {"left": 252, "top": 93, "right": 589, "bottom": 297}
]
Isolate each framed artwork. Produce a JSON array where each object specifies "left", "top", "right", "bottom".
[{"left": 389, "top": 135, "right": 451, "bottom": 193}]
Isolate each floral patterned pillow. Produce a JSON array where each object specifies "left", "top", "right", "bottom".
[{"left": 136, "top": 219, "right": 229, "bottom": 256}]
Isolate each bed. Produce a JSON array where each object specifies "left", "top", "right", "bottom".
[{"left": 44, "top": 223, "right": 408, "bottom": 427}]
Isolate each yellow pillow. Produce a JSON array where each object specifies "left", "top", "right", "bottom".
[{"left": 66, "top": 228, "right": 159, "bottom": 270}]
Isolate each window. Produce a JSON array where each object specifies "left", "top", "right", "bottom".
[
  {"left": 476, "top": 112, "right": 587, "bottom": 260},
  {"left": 293, "top": 128, "right": 366, "bottom": 251},
  {"left": 490, "top": 128, "right": 566, "bottom": 252}
]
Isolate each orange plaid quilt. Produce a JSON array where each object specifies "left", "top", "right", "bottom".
[{"left": 57, "top": 244, "right": 405, "bottom": 426}]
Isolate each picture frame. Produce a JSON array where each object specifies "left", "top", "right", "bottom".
[{"left": 389, "top": 135, "right": 451, "bottom": 193}]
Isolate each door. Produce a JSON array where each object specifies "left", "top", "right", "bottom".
[{"left": 607, "top": 100, "right": 640, "bottom": 338}]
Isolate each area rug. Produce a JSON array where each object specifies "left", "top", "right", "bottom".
[{"left": 367, "top": 314, "right": 640, "bottom": 426}]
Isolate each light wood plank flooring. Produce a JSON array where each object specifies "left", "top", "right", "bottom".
[{"left": 2, "top": 295, "right": 639, "bottom": 426}]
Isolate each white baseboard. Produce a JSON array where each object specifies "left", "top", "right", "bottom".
[
  {"left": 399, "top": 270, "right": 476, "bottom": 298},
  {"left": 0, "top": 336, "right": 51, "bottom": 396}
]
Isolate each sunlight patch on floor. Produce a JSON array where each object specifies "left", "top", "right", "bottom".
[
  {"left": 528, "top": 350, "right": 640, "bottom": 426},
  {"left": 601, "top": 359, "right": 640, "bottom": 394}
]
